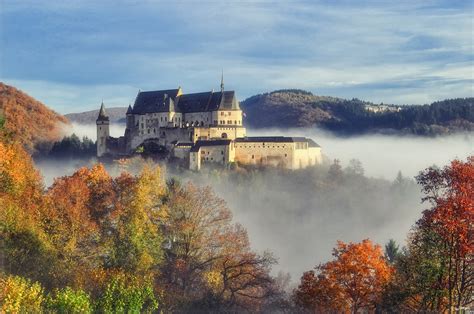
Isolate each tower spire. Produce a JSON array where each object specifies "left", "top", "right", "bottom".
[
  {"left": 220, "top": 69, "right": 224, "bottom": 92},
  {"left": 97, "top": 100, "right": 109, "bottom": 121}
]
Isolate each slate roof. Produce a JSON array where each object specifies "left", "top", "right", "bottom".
[
  {"left": 131, "top": 89, "right": 240, "bottom": 114},
  {"left": 190, "top": 139, "right": 232, "bottom": 152},
  {"left": 306, "top": 138, "right": 321, "bottom": 147},
  {"left": 132, "top": 89, "right": 180, "bottom": 114},
  {"left": 97, "top": 102, "right": 109, "bottom": 121},
  {"left": 235, "top": 137, "right": 320, "bottom": 146}
]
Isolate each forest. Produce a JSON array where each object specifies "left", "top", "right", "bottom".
[
  {"left": 241, "top": 90, "right": 474, "bottom": 136},
  {"left": 0, "top": 110, "right": 473, "bottom": 312}
]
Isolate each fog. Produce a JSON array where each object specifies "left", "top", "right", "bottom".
[
  {"left": 63, "top": 122, "right": 125, "bottom": 140},
  {"left": 36, "top": 125, "right": 474, "bottom": 281},
  {"left": 248, "top": 128, "right": 474, "bottom": 179}
]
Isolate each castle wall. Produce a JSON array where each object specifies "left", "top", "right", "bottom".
[
  {"left": 211, "top": 110, "right": 242, "bottom": 126},
  {"left": 190, "top": 142, "right": 234, "bottom": 170},
  {"left": 183, "top": 112, "right": 212, "bottom": 127},
  {"left": 192, "top": 126, "right": 246, "bottom": 141},
  {"left": 233, "top": 140, "right": 321, "bottom": 170},
  {"left": 159, "top": 127, "right": 194, "bottom": 146},
  {"left": 234, "top": 142, "right": 294, "bottom": 169}
]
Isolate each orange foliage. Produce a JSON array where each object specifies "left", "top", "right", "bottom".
[
  {"left": 0, "top": 82, "right": 69, "bottom": 153},
  {"left": 0, "top": 140, "right": 44, "bottom": 228},
  {"left": 295, "top": 239, "right": 393, "bottom": 312},
  {"left": 415, "top": 156, "right": 474, "bottom": 309}
]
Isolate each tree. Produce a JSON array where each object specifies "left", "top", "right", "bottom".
[
  {"left": 46, "top": 287, "right": 92, "bottom": 313},
  {"left": 0, "top": 274, "right": 44, "bottom": 313},
  {"left": 96, "top": 273, "right": 158, "bottom": 313},
  {"left": 294, "top": 239, "right": 393, "bottom": 312},
  {"left": 108, "top": 165, "right": 165, "bottom": 276},
  {"left": 327, "top": 159, "right": 343, "bottom": 183},
  {"left": 384, "top": 239, "right": 400, "bottom": 264},
  {"left": 160, "top": 182, "right": 276, "bottom": 311},
  {"left": 345, "top": 158, "right": 364, "bottom": 176},
  {"left": 413, "top": 156, "right": 473, "bottom": 311},
  {"left": 381, "top": 156, "right": 473, "bottom": 312}
]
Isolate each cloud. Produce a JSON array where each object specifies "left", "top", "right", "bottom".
[{"left": 1, "top": 0, "right": 472, "bottom": 111}]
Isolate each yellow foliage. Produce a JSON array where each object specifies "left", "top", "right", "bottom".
[
  {"left": 204, "top": 270, "right": 223, "bottom": 293},
  {"left": 0, "top": 275, "right": 44, "bottom": 313}
]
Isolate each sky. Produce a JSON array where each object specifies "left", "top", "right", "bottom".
[{"left": 0, "top": 0, "right": 472, "bottom": 113}]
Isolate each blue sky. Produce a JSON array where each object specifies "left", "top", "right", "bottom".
[{"left": 0, "top": 0, "right": 472, "bottom": 113}]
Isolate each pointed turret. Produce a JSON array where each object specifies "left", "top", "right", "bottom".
[
  {"left": 126, "top": 104, "right": 133, "bottom": 115},
  {"left": 97, "top": 101, "right": 109, "bottom": 121}
]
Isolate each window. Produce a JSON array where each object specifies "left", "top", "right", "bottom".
[
  {"left": 221, "top": 150, "right": 224, "bottom": 155},
  {"left": 147, "top": 129, "right": 150, "bottom": 134},
  {"left": 252, "top": 155, "right": 254, "bottom": 159},
  {"left": 221, "top": 111, "right": 224, "bottom": 116}
]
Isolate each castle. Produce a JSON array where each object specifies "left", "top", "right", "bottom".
[{"left": 96, "top": 79, "right": 322, "bottom": 170}]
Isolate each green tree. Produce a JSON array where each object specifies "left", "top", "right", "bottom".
[
  {"left": 46, "top": 287, "right": 92, "bottom": 313},
  {"left": 384, "top": 239, "right": 400, "bottom": 264},
  {"left": 97, "top": 273, "right": 158, "bottom": 314}
]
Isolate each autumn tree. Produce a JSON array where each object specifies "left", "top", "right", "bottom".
[
  {"left": 42, "top": 165, "right": 111, "bottom": 288},
  {"left": 107, "top": 165, "right": 166, "bottom": 276},
  {"left": 294, "top": 239, "right": 393, "bottom": 313},
  {"left": 160, "top": 181, "right": 276, "bottom": 312}
]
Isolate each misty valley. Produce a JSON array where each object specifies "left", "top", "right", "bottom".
[
  {"left": 1, "top": 1, "right": 473, "bottom": 309},
  {"left": 36, "top": 124, "right": 473, "bottom": 282}
]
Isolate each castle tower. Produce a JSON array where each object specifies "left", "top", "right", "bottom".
[{"left": 96, "top": 101, "right": 110, "bottom": 157}]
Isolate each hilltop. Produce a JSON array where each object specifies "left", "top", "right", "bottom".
[
  {"left": 241, "top": 90, "right": 474, "bottom": 135},
  {"left": 0, "top": 82, "right": 69, "bottom": 153}
]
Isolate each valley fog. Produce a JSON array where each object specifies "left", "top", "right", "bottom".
[
  {"left": 248, "top": 128, "right": 474, "bottom": 179},
  {"left": 37, "top": 124, "right": 473, "bottom": 280}
]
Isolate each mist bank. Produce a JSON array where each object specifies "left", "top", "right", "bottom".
[
  {"left": 37, "top": 125, "right": 473, "bottom": 279},
  {"left": 247, "top": 127, "right": 473, "bottom": 179},
  {"left": 64, "top": 123, "right": 473, "bottom": 180},
  {"left": 63, "top": 122, "right": 125, "bottom": 141}
]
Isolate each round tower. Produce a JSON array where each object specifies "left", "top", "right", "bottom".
[{"left": 96, "top": 101, "right": 110, "bottom": 157}]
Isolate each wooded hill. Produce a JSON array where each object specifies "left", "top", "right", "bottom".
[
  {"left": 0, "top": 82, "right": 69, "bottom": 153},
  {"left": 241, "top": 90, "right": 474, "bottom": 135}
]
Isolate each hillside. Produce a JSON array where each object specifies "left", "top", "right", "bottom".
[
  {"left": 65, "top": 107, "right": 127, "bottom": 124},
  {"left": 64, "top": 89, "right": 474, "bottom": 136},
  {"left": 0, "top": 82, "right": 69, "bottom": 153},
  {"left": 241, "top": 90, "right": 474, "bottom": 135}
]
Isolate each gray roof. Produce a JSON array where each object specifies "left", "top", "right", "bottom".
[
  {"left": 306, "top": 138, "right": 321, "bottom": 147},
  {"left": 190, "top": 139, "right": 232, "bottom": 152},
  {"left": 132, "top": 89, "right": 180, "bottom": 114},
  {"left": 235, "top": 136, "right": 320, "bottom": 146},
  {"left": 131, "top": 89, "right": 240, "bottom": 114},
  {"left": 97, "top": 102, "right": 109, "bottom": 121}
]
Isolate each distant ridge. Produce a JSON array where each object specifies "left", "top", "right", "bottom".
[
  {"left": 0, "top": 82, "right": 69, "bottom": 153},
  {"left": 66, "top": 107, "right": 127, "bottom": 124},
  {"left": 241, "top": 90, "right": 474, "bottom": 136},
  {"left": 65, "top": 89, "right": 474, "bottom": 136}
]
